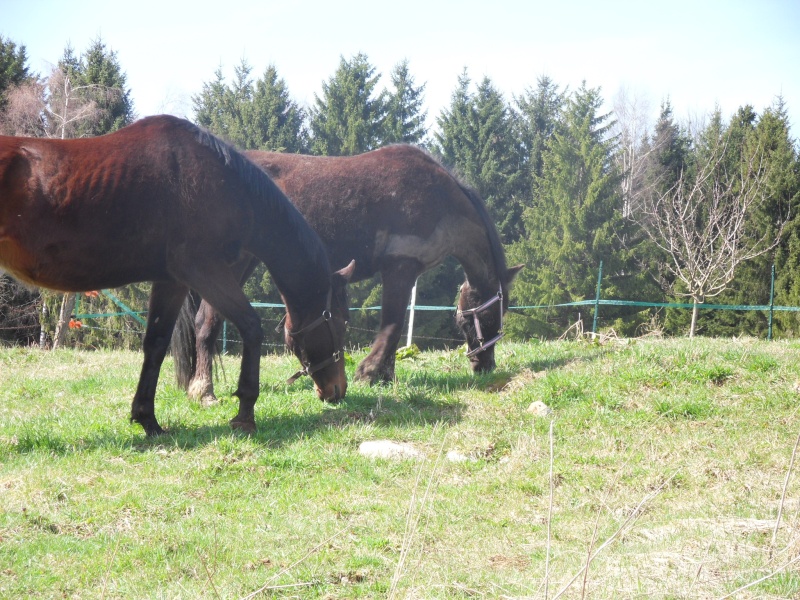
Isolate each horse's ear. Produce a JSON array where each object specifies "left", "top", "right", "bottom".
[
  {"left": 507, "top": 264, "right": 524, "bottom": 283},
  {"left": 333, "top": 259, "right": 356, "bottom": 285}
]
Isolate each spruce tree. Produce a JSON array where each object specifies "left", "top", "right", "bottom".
[
  {"left": 758, "top": 99, "right": 800, "bottom": 336},
  {"left": 193, "top": 61, "right": 307, "bottom": 152},
  {"left": 309, "top": 52, "right": 387, "bottom": 156},
  {"left": 52, "top": 38, "right": 134, "bottom": 138},
  {"left": 434, "top": 69, "right": 476, "bottom": 173},
  {"left": 515, "top": 75, "right": 565, "bottom": 185},
  {"left": 383, "top": 59, "right": 427, "bottom": 145},
  {"left": 247, "top": 65, "right": 308, "bottom": 152},
  {"left": 434, "top": 71, "right": 522, "bottom": 243},
  {"left": 0, "top": 35, "right": 31, "bottom": 114},
  {"left": 509, "top": 83, "right": 625, "bottom": 336},
  {"left": 193, "top": 66, "right": 230, "bottom": 135}
]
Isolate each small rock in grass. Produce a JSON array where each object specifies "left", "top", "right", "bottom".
[
  {"left": 527, "top": 400, "right": 552, "bottom": 416},
  {"left": 359, "top": 440, "right": 422, "bottom": 460},
  {"left": 446, "top": 450, "right": 476, "bottom": 463}
]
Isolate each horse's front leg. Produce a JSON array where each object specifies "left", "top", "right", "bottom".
[
  {"left": 131, "top": 281, "right": 189, "bottom": 436},
  {"left": 355, "top": 258, "right": 421, "bottom": 384}
]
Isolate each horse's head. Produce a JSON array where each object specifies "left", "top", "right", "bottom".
[
  {"left": 455, "top": 265, "right": 523, "bottom": 373},
  {"left": 284, "top": 260, "right": 355, "bottom": 402}
]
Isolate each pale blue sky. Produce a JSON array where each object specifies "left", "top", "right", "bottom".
[{"left": 3, "top": 0, "right": 799, "bottom": 136}]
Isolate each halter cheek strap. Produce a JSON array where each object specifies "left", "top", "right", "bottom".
[
  {"left": 283, "top": 288, "right": 344, "bottom": 384},
  {"left": 458, "top": 286, "right": 504, "bottom": 358}
]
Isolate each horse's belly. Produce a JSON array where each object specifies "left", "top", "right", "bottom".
[{"left": 0, "top": 236, "right": 42, "bottom": 287}]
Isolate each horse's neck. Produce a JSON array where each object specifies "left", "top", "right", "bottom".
[{"left": 456, "top": 242, "right": 503, "bottom": 298}]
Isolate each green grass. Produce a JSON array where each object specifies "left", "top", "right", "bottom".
[{"left": 1, "top": 337, "right": 800, "bottom": 598}]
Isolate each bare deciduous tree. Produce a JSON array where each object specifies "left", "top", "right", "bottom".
[
  {"left": 633, "top": 136, "right": 788, "bottom": 337},
  {"left": 0, "top": 78, "right": 47, "bottom": 136},
  {"left": 612, "top": 87, "right": 652, "bottom": 219}
]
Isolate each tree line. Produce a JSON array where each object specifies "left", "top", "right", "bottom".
[{"left": 1, "top": 35, "right": 798, "bottom": 351}]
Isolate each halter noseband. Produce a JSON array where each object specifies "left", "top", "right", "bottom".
[
  {"left": 458, "top": 286, "right": 504, "bottom": 358},
  {"left": 281, "top": 288, "right": 344, "bottom": 384}
]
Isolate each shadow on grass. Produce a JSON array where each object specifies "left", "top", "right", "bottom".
[
  {"left": 4, "top": 383, "right": 467, "bottom": 455},
  {"left": 3, "top": 344, "right": 615, "bottom": 456}
]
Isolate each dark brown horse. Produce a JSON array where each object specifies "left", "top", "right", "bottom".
[
  {"left": 176, "top": 144, "right": 521, "bottom": 404},
  {"left": 0, "top": 115, "right": 352, "bottom": 436}
]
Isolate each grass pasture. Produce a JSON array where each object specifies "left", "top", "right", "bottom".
[{"left": 1, "top": 337, "right": 800, "bottom": 598}]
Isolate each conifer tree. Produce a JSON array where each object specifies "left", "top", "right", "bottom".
[
  {"left": 247, "top": 65, "right": 308, "bottom": 152},
  {"left": 0, "top": 35, "right": 31, "bottom": 114},
  {"left": 755, "top": 99, "right": 800, "bottom": 336},
  {"left": 53, "top": 38, "right": 134, "bottom": 138},
  {"left": 309, "top": 52, "right": 387, "bottom": 156},
  {"left": 434, "top": 71, "right": 522, "bottom": 242},
  {"left": 509, "top": 83, "right": 625, "bottom": 336},
  {"left": 193, "top": 61, "right": 307, "bottom": 152},
  {"left": 383, "top": 59, "right": 427, "bottom": 145},
  {"left": 515, "top": 75, "right": 565, "bottom": 185},
  {"left": 193, "top": 66, "right": 230, "bottom": 135}
]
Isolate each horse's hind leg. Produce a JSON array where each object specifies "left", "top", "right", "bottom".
[
  {"left": 131, "top": 281, "right": 189, "bottom": 436},
  {"left": 187, "top": 299, "right": 224, "bottom": 405},
  {"left": 188, "top": 256, "right": 257, "bottom": 406},
  {"left": 355, "top": 258, "right": 421, "bottom": 384},
  {"left": 174, "top": 259, "right": 264, "bottom": 433}
]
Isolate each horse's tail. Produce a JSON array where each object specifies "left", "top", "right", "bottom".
[{"left": 171, "top": 292, "right": 199, "bottom": 390}]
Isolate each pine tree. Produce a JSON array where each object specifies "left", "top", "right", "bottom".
[
  {"left": 0, "top": 35, "right": 31, "bottom": 114},
  {"left": 434, "top": 71, "right": 522, "bottom": 242},
  {"left": 193, "top": 66, "right": 230, "bottom": 135},
  {"left": 434, "top": 69, "right": 475, "bottom": 172},
  {"left": 247, "top": 65, "right": 308, "bottom": 152},
  {"left": 383, "top": 59, "right": 427, "bottom": 145},
  {"left": 309, "top": 52, "right": 387, "bottom": 156},
  {"left": 758, "top": 99, "right": 800, "bottom": 336},
  {"left": 51, "top": 38, "right": 134, "bottom": 139},
  {"left": 639, "top": 101, "right": 693, "bottom": 334},
  {"left": 509, "top": 83, "right": 625, "bottom": 336},
  {"left": 193, "top": 61, "right": 307, "bottom": 152},
  {"left": 515, "top": 75, "right": 565, "bottom": 185}
]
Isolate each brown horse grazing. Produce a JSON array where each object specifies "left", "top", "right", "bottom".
[
  {"left": 176, "top": 144, "right": 521, "bottom": 404},
  {"left": 0, "top": 115, "right": 353, "bottom": 436}
]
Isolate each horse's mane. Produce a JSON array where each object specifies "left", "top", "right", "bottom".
[
  {"left": 412, "top": 147, "right": 510, "bottom": 290},
  {"left": 188, "top": 121, "right": 329, "bottom": 274},
  {"left": 457, "top": 182, "right": 509, "bottom": 286}
]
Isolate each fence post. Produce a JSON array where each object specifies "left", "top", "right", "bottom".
[
  {"left": 768, "top": 263, "right": 776, "bottom": 341},
  {"left": 592, "top": 261, "right": 603, "bottom": 335},
  {"left": 222, "top": 320, "right": 227, "bottom": 355},
  {"left": 405, "top": 279, "right": 418, "bottom": 348}
]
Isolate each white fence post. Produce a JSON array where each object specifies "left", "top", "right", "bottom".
[{"left": 406, "top": 279, "right": 418, "bottom": 348}]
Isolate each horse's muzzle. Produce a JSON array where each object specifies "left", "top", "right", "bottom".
[{"left": 316, "top": 381, "right": 346, "bottom": 403}]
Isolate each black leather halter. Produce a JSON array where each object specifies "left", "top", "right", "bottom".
[
  {"left": 458, "top": 286, "right": 504, "bottom": 358},
  {"left": 281, "top": 288, "right": 343, "bottom": 384}
]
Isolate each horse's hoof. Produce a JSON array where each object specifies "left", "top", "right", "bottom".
[
  {"left": 354, "top": 367, "right": 394, "bottom": 386},
  {"left": 354, "top": 365, "right": 380, "bottom": 385},
  {"left": 187, "top": 378, "right": 214, "bottom": 403},
  {"left": 135, "top": 418, "right": 164, "bottom": 436},
  {"left": 145, "top": 424, "right": 165, "bottom": 437},
  {"left": 200, "top": 393, "right": 219, "bottom": 408},
  {"left": 230, "top": 418, "right": 257, "bottom": 434}
]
